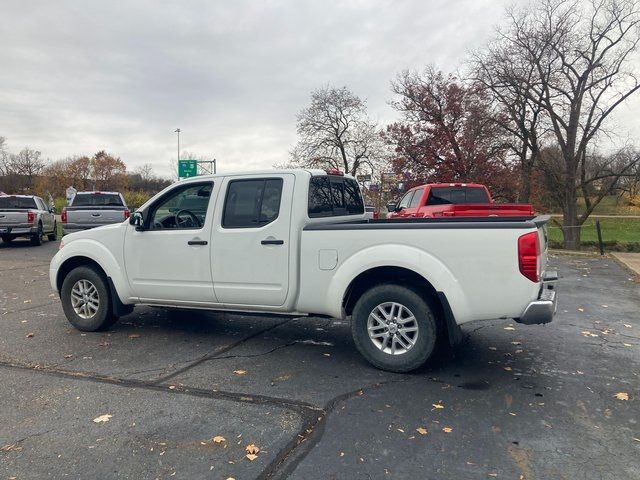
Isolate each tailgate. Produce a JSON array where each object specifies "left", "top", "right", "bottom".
[
  {"left": 0, "top": 210, "right": 29, "bottom": 226},
  {"left": 67, "top": 207, "right": 127, "bottom": 225}
]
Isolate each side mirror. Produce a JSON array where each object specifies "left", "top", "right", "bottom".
[
  {"left": 49, "top": 207, "right": 56, "bottom": 214},
  {"left": 130, "top": 211, "right": 144, "bottom": 230},
  {"left": 386, "top": 202, "right": 397, "bottom": 213}
]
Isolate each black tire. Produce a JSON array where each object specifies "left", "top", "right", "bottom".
[
  {"left": 1, "top": 235, "right": 12, "bottom": 244},
  {"left": 60, "top": 265, "right": 119, "bottom": 331},
  {"left": 47, "top": 223, "right": 57, "bottom": 241},
  {"left": 30, "top": 223, "right": 43, "bottom": 246},
  {"left": 351, "top": 284, "right": 438, "bottom": 373}
]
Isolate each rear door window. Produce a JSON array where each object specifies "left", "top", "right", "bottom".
[{"left": 222, "top": 178, "right": 283, "bottom": 228}]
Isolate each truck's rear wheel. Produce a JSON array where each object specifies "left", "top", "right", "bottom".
[
  {"left": 1, "top": 235, "right": 12, "bottom": 244},
  {"left": 30, "top": 223, "right": 43, "bottom": 246},
  {"left": 61, "top": 266, "right": 119, "bottom": 331},
  {"left": 351, "top": 284, "right": 437, "bottom": 372},
  {"left": 47, "top": 223, "right": 57, "bottom": 241}
]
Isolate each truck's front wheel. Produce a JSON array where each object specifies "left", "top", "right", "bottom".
[
  {"left": 60, "top": 266, "right": 119, "bottom": 331},
  {"left": 351, "top": 284, "right": 437, "bottom": 372}
]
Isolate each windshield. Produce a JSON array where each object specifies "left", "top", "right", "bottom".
[
  {"left": 0, "top": 197, "right": 37, "bottom": 209},
  {"left": 72, "top": 193, "right": 124, "bottom": 207}
]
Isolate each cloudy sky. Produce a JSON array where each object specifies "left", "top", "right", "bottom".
[{"left": 1, "top": 0, "right": 639, "bottom": 178}]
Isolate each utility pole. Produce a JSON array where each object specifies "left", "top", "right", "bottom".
[{"left": 174, "top": 128, "right": 181, "bottom": 163}]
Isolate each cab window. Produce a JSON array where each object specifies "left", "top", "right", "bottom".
[
  {"left": 149, "top": 183, "right": 212, "bottom": 229},
  {"left": 308, "top": 176, "right": 364, "bottom": 218}
]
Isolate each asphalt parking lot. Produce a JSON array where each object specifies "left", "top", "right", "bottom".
[{"left": 1, "top": 238, "right": 639, "bottom": 480}]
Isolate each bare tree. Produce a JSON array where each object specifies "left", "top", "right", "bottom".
[
  {"left": 11, "top": 147, "right": 45, "bottom": 190},
  {"left": 472, "top": 46, "right": 547, "bottom": 203},
  {"left": 135, "top": 163, "right": 155, "bottom": 182},
  {"left": 287, "top": 86, "right": 386, "bottom": 177},
  {"left": 489, "top": 0, "right": 640, "bottom": 249},
  {"left": 0, "top": 137, "right": 9, "bottom": 177}
]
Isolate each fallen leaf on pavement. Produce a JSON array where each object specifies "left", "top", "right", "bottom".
[
  {"left": 25, "top": 333, "right": 34, "bottom": 338},
  {"left": 128, "top": 334, "right": 140, "bottom": 339},
  {"left": 624, "top": 324, "right": 632, "bottom": 328},
  {"left": 93, "top": 414, "right": 112, "bottom": 423},
  {"left": 245, "top": 443, "right": 260, "bottom": 455},
  {"left": 23, "top": 300, "right": 31, "bottom": 304},
  {"left": 614, "top": 392, "right": 629, "bottom": 401},
  {"left": 504, "top": 326, "right": 515, "bottom": 331},
  {"left": 432, "top": 403, "right": 444, "bottom": 409},
  {"left": 212, "top": 436, "right": 226, "bottom": 443},
  {"left": 416, "top": 427, "right": 428, "bottom": 435},
  {"left": 623, "top": 343, "right": 632, "bottom": 347},
  {"left": 488, "top": 347, "right": 497, "bottom": 351},
  {"left": 504, "top": 367, "right": 512, "bottom": 371},
  {"left": 246, "top": 453, "right": 258, "bottom": 461},
  {"left": 442, "top": 427, "right": 452, "bottom": 433},
  {"left": 578, "top": 308, "right": 584, "bottom": 312},
  {"left": 233, "top": 370, "right": 247, "bottom": 375},
  {"left": 64, "top": 354, "right": 73, "bottom": 359}
]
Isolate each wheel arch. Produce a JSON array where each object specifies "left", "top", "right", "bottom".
[
  {"left": 342, "top": 266, "right": 462, "bottom": 346},
  {"left": 56, "top": 255, "right": 133, "bottom": 317},
  {"left": 327, "top": 244, "right": 468, "bottom": 345}
]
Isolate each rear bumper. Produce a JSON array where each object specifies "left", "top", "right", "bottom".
[
  {"left": 0, "top": 225, "right": 38, "bottom": 236},
  {"left": 62, "top": 224, "right": 101, "bottom": 234},
  {"left": 516, "top": 271, "right": 558, "bottom": 325}
]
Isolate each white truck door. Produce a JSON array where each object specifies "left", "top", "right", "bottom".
[
  {"left": 212, "top": 174, "right": 294, "bottom": 307},
  {"left": 123, "top": 181, "right": 217, "bottom": 304}
]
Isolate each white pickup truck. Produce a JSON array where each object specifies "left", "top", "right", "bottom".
[{"left": 49, "top": 169, "right": 557, "bottom": 372}]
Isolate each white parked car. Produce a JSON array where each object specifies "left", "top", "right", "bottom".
[{"left": 49, "top": 169, "right": 556, "bottom": 372}]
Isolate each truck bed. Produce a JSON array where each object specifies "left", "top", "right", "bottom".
[{"left": 303, "top": 215, "right": 546, "bottom": 230}]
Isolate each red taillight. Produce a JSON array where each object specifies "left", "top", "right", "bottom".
[
  {"left": 27, "top": 211, "right": 35, "bottom": 223},
  {"left": 518, "top": 231, "right": 540, "bottom": 282},
  {"left": 124, "top": 209, "right": 130, "bottom": 220},
  {"left": 373, "top": 211, "right": 379, "bottom": 219},
  {"left": 61, "top": 208, "right": 67, "bottom": 223}
]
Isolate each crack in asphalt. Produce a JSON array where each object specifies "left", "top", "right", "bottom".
[
  {"left": 151, "top": 318, "right": 293, "bottom": 385},
  {"left": 0, "top": 360, "right": 320, "bottom": 414},
  {"left": 256, "top": 377, "right": 412, "bottom": 480}
]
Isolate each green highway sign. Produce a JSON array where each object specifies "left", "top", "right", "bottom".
[{"left": 178, "top": 159, "right": 197, "bottom": 178}]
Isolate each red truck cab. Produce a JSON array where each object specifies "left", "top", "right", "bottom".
[{"left": 386, "top": 183, "right": 533, "bottom": 219}]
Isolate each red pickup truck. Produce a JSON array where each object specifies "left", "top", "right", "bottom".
[{"left": 386, "top": 183, "right": 534, "bottom": 219}]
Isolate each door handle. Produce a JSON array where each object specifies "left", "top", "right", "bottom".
[
  {"left": 188, "top": 240, "right": 208, "bottom": 245},
  {"left": 261, "top": 239, "right": 284, "bottom": 245}
]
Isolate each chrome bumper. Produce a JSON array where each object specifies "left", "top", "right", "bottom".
[{"left": 516, "top": 271, "right": 558, "bottom": 325}]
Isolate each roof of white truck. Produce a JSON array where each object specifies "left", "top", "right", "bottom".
[{"left": 176, "top": 168, "right": 356, "bottom": 182}]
